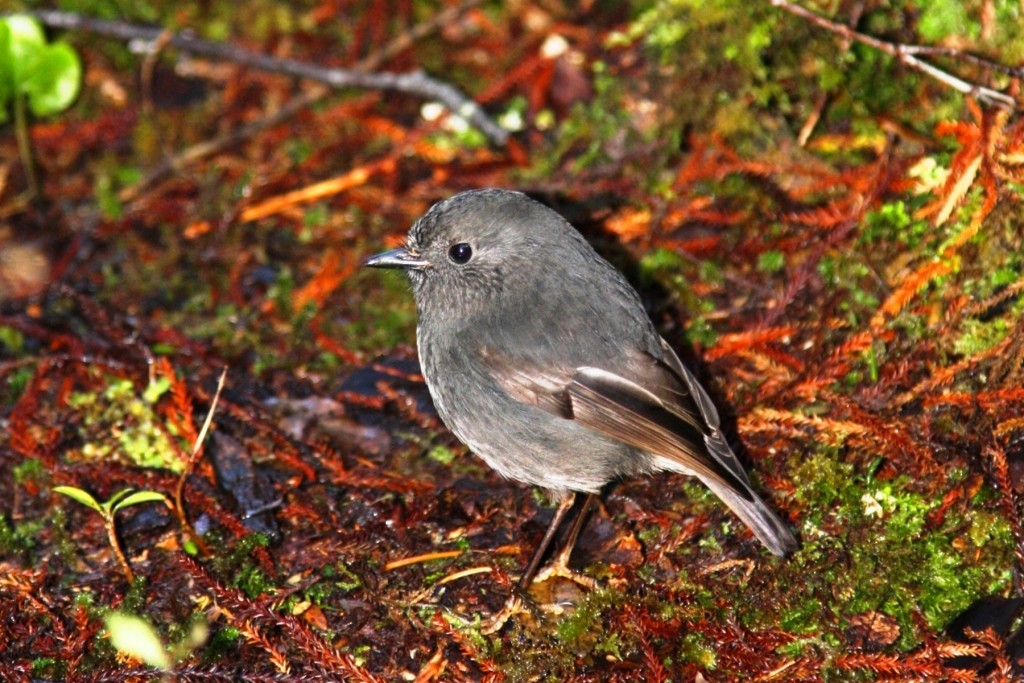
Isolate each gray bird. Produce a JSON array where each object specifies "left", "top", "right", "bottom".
[{"left": 365, "top": 189, "right": 796, "bottom": 626}]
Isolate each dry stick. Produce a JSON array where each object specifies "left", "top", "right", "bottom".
[
  {"left": 106, "top": 506, "right": 137, "bottom": 584},
  {"left": 897, "top": 44, "right": 1024, "bottom": 79},
  {"left": 139, "top": 28, "right": 174, "bottom": 119},
  {"left": 111, "top": 0, "right": 485, "bottom": 202},
  {"left": 31, "top": 6, "right": 507, "bottom": 145},
  {"left": 768, "top": 0, "right": 1018, "bottom": 110},
  {"left": 384, "top": 549, "right": 463, "bottom": 571},
  {"left": 173, "top": 366, "right": 227, "bottom": 555}
]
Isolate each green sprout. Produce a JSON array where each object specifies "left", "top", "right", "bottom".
[
  {"left": 53, "top": 486, "right": 168, "bottom": 584},
  {"left": 0, "top": 15, "right": 82, "bottom": 198},
  {"left": 104, "top": 611, "right": 208, "bottom": 672}
]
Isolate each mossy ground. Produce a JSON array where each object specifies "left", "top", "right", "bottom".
[{"left": 2, "top": 0, "right": 1024, "bottom": 680}]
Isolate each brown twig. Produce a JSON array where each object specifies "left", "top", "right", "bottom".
[
  {"left": 173, "top": 366, "right": 227, "bottom": 556},
  {"left": 104, "top": 508, "right": 136, "bottom": 584},
  {"left": 768, "top": 0, "right": 1018, "bottom": 109},
  {"left": 112, "top": 0, "right": 485, "bottom": 202},
  {"left": 31, "top": 6, "right": 507, "bottom": 146}
]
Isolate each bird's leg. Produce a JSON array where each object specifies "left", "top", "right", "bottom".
[
  {"left": 533, "top": 492, "right": 599, "bottom": 590},
  {"left": 480, "top": 493, "right": 576, "bottom": 634},
  {"left": 518, "top": 492, "right": 577, "bottom": 589}
]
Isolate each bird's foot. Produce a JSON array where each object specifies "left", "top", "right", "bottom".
[
  {"left": 480, "top": 566, "right": 599, "bottom": 632},
  {"left": 480, "top": 594, "right": 532, "bottom": 634},
  {"left": 532, "top": 553, "right": 599, "bottom": 591}
]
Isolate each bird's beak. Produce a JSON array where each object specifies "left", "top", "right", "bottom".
[{"left": 364, "top": 247, "right": 430, "bottom": 271}]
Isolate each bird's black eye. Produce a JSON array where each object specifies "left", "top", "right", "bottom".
[{"left": 448, "top": 242, "right": 473, "bottom": 264}]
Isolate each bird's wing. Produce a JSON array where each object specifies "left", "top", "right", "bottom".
[
  {"left": 485, "top": 339, "right": 797, "bottom": 555},
  {"left": 565, "top": 364, "right": 754, "bottom": 500},
  {"left": 482, "top": 339, "right": 754, "bottom": 500},
  {"left": 652, "top": 337, "right": 754, "bottom": 488}
]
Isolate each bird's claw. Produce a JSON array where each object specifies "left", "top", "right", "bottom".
[{"left": 480, "top": 594, "right": 532, "bottom": 634}]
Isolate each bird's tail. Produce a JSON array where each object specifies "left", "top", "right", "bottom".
[{"left": 699, "top": 475, "right": 798, "bottom": 557}]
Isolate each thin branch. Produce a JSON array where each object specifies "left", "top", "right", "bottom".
[
  {"left": 30, "top": 8, "right": 508, "bottom": 145},
  {"left": 173, "top": 367, "right": 227, "bottom": 556},
  {"left": 768, "top": 0, "right": 1018, "bottom": 110},
  {"left": 109, "top": 0, "right": 483, "bottom": 201},
  {"left": 898, "top": 44, "right": 1024, "bottom": 79}
]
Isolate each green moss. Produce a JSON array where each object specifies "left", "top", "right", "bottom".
[
  {"left": 234, "top": 564, "right": 274, "bottom": 599},
  {"left": 757, "top": 250, "right": 785, "bottom": 274},
  {"left": 989, "top": 266, "right": 1021, "bottom": 289},
  {"left": 777, "top": 591, "right": 832, "bottom": 636},
  {"left": 860, "top": 201, "right": 929, "bottom": 247},
  {"left": 639, "top": 247, "right": 687, "bottom": 285},
  {"left": 265, "top": 266, "right": 297, "bottom": 319},
  {"left": 782, "top": 449, "right": 1014, "bottom": 656},
  {"left": 47, "top": 507, "right": 81, "bottom": 577},
  {"left": 670, "top": 570, "right": 720, "bottom": 615},
  {"left": 817, "top": 253, "right": 882, "bottom": 327},
  {"left": 522, "top": 61, "right": 649, "bottom": 179},
  {"left": 636, "top": 246, "right": 724, "bottom": 347},
  {"left": 204, "top": 625, "right": 242, "bottom": 661},
  {"left": 122, "top": 577, "right": 149, "bottom": 613},
  {"left": 67, "top": 376, "right": 185, "bottom": 473},
  {"left": 93, "top": 162, "right": 141, "bottom": 219},
  {"left": 918, "top": 1, "right": 978, "bottom": 42},
  {"left": 555, "top": 587, "right": 619, "bottom": 645},
  {"left": 1, "top": 364, "right": 32, "bottom": 407},
  {"left": 350, "top": 643, "right": 371, "bottom": 667},
  {"left": 427, "top": 445, "right": 458, "bottom": 466},
  {"left": 679, "top": 631, "right": 716, "bottom": 669},
  {"left": 953, "top": 317, "right": 1011, "bottom": 356},
  {"left": 213, "top": 533, "right": 275, "bottom": 599},
  {"left": 0, "top": 325, "right": 25, "bottom": 353},
  {"left": 326, "top": 561, "right": 363, "bottom": 593},
  {"left": 13, "top": 458, "right": 46, "bottom": 486},
  {"left": 0, "top": 514, "right": 40, "bottom": 558},
  {"left": 605, "top": 0, "right": 970, "bottom": 156},
  {"left": 488, "top": 586, "right": 630, "bottom": 683},
  {"left": 0, "top": 325, "right": 31, "bottom": 406},
  {"left": 31, "top": 657, "right": 66, "bottom": 680}
]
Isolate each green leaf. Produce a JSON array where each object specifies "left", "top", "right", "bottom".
[
  {"left": 105, "top": 612, "right": 172, "bottom": 670},
  {"left": 103, "top": 488, "right": 135, "bottom": 511},
  {"left": 2, "top": 15, "right": 45, "bottom": 86},
  {"left": 23, "top": 42, "right": 81, "bottom": 117},
  {"left": 0, "top": 22, "right": 13, "bottom": 122},
  {"left": 112, "top": 490, "right": 169, "bottom": 513},
  {"left": 53, "top": 486, "right": 103, "bottom": 515},
  {"left": 0, "top": 15, "right": 81, "bottom": 118},
  {"left": 757, "top": 250, "right": 786, "bottom": 274}
]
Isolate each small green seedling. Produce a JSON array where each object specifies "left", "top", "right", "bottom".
[
  {"left": 105, "top": 612, "right": 173, "bottom": 671},
  {"left": 53, "top": 486, "right": 168, "bottom": 584},
  {"left": 0, "top": 14, "right": 82, "bottom": 197},
  {"left": 104, "top": 611, "right": 208, "bottom": 672}
]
